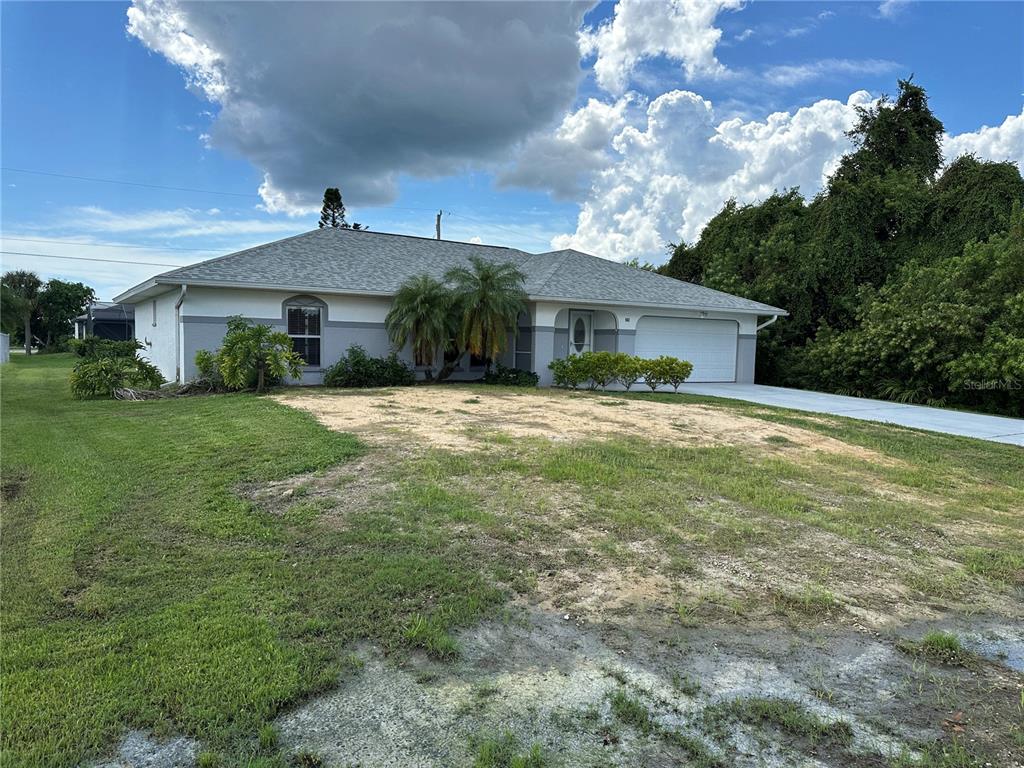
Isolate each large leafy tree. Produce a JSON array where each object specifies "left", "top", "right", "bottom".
[
  {"left": 1, "top": 270, "right": 43, "bottom": 354},
  {"left": 38, "top": 280, "right": 95, "bottom": 348},
  {"left": 384, "top": 275, "right": 455, "bottom": 381},
  {"left": 657, "top": 78, "right": 1024, "bottom": 414},
  {"left": 444, "top": 256, "right": 527, "bottom": 371}
]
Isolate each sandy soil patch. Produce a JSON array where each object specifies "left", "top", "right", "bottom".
[{"left": 275, "top": 387, "right": 891, "bottom": 464}]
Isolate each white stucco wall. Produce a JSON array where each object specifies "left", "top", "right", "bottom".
[
  {"left": 181, "top": 287, "right": 392, "bottom": 323},
  {"left": 133, "top": 290, "right": 179, "bottom": 383}
]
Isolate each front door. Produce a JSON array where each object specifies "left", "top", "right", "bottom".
[{"left": 568, "top": 310, "right": 593, "bottom": 355}]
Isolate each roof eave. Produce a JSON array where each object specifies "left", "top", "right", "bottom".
[{"left": 115, "top": 277, "right": 787, "bottom": 317}]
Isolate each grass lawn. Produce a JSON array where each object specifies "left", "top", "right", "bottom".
[{"left": 2, "top": 354, "right": 1022, "bottom": 767}]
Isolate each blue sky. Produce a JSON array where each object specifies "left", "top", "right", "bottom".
[{"left": 2, "top": 1, "right": 1021, "bottom": 300}]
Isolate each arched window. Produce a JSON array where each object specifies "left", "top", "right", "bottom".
[{"left": 284, "top": 296, "right": 325, "bottom": 367}]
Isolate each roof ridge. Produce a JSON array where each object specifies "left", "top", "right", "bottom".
[
  {"left": 320, "top": 227, "right": 522, "bottom": 251},
  {"left": 523, "top": 250, "right": 574, "bottom": 295}
]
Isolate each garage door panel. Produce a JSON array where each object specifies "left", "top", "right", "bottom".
[{"left": 635, "top": 317, "right": 737, "bottom": 383}]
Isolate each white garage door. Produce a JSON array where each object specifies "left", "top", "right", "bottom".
[{"left": 635, "top": 317, "right": 738, "bottom": 383}]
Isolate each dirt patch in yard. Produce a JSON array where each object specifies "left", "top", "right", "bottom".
[
  {"left": 275, "top": 606, "right": 1024, "bottom": 768},
  {"left": 276, "top": 387, "right": 893, "bottom": 464}
]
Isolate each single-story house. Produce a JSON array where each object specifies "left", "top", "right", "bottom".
[
  {"left": 75, "top": 302, "right": 135, "bottom": 341},
  {"left": 114, "top": 228, "right": 786, "bottom": 387}
]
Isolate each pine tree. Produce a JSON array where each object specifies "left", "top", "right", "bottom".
[{"left": 318, "top": 187, "right": 346, "bottom": 228}]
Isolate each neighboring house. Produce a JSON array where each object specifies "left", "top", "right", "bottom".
[
  {"left": 114, "top": 229, "right": 786, "bottom": 387},
  {"left": 75, "top": 302, "right": 135, "bottom": 341},
  {"left": 0, "top": 332, "right": 9, "bottom": 363}
]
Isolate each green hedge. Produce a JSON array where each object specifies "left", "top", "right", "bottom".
[
  {"left": 548, "top": 351, "right": 693, "bottom": 391},
  {"left": 323, "top": 345, "right": 416, "bottom": 387}
]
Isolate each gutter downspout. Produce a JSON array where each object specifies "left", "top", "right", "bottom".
[
  {"left": 756, "top": 314, "right": 778, "bottom": 332},
  {"left": 174, "top": 285, "right": 188, "bottom": 383}
]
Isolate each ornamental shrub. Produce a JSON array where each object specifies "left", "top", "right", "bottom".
[
  {"left": 548, "top": 354, "right": 589, "bottom": 389},
  {"left": 482, "top": 363, "right": 539, "bottom": 387},
  {"left": 322, "top": 345, "right": 416, "bottom": 387},
  {"left": 613, "top": 353, "right": 644, "bottom": 390},
  {"left": 68, "top": 337, "right": 142, "bottom": 359},
  {"left": 70, "top": 356, "right": 164, "bottom": 399},
  {"left": 641, "top": 356, "right": 673, "bottom": 391},
  {"left": 584, "top": 351, "right": 620, "bottom": 390},
  {"left": 665, "top": 358, "right": 694, "bottom": 390}
]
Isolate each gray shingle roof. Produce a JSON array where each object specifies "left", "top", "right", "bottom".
[{"left": 119, "top": 228, "right": 785, "bottom": 315}]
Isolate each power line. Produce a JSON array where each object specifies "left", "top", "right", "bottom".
[
  {"left": 1, "top": 237, "right": 220, "bottom": 252},
  {"left": 2, "top": 167, "right": 259, "bottom": 198},
  {"left": 1, "top": 250, "right": 182, "bottom": 268},
  {"left": 1, "top": 166, "right": 441, "bottom": 212}
]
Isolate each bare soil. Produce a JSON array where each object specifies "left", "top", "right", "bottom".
[
  {"left": 275, "top": 387, "right": 892, "bottom": 464},
  {"left": 260, "top": 387, "right": 1024, "bottom": 767}
]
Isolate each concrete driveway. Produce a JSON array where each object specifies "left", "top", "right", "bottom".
[{"left": 678, "top": 383, "right": 1024, "bottom": 446}]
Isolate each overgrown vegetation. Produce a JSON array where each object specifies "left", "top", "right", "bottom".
[
  {"left": 662, "top": 79, "right": 1024, "bottom": 415},
  {"left": 548, "top": 351, "right": 692, "bottom": 391},
  {"left": 322, "top": 344, "right": 416, "bottom": 387},
  {"left": 69, "top": 354, "right": 164, "bottom": 399}
]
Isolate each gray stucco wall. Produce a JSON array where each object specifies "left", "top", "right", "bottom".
[
  {"left": 183, "top": 316, "right": 396, "bottom": 385},
  {"left": 532, "top": 326, "right": 556, "bottom": 386},
  {"left": 736, "top": 334, "right": 756, "bottom": 384}
]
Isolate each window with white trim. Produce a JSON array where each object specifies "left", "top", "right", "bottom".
[{"left": 285, "top": 299, "right": 322, "bottom": 367}]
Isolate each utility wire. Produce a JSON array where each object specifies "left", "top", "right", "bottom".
[
  {"left": 1, "top": 250, "right": 182, "bottom": 268},
  {"left": 2, "top": 167, "right": 259, "bottom": 198},
  {"left": 1, "top": 237, "right": 221, "bottom": 252}
]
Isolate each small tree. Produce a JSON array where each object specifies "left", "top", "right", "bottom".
[
  {"left": 217, "top": 316, "right": 304, "bottom": 392},
  {"left": 385, "top": 275, "right": 454, "bottom": 381},
  {"left": 1, "top": 270, "right": 43, "bottom": 354},
  {"left": 319, "top": 188, "right": 346, "bottom": 228},
  {"left": 318, "top": 187, "right": 365, "bottom": 230},
  {"left": 444, "top": 256, "right": 527, "bottom": 372}
]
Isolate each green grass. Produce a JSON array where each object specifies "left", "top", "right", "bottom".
[
  {"left": 0, "top": 356, "right": 504, "bottom": 766},
  {"left": 470, "top": 731, "right": 547, "bottom": 768},
  {"left": 709, "top": 697, "right": 854, "bottom": 746},
  {"left": 609, "top": 688, "right": 656, "bottom": 735},
  {"left": 897, "top": 631, "right": 974, "bottom": 666},
  {"left": 5, "top": 359, "right": 1023, "bottom": 766}
]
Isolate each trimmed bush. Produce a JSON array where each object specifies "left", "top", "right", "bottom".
[
  {"left": 68, "top": 337, "right": 142, "bottom": 359},
  {"left": 323, "top": 345, "right": 416, "bottom": 388},
  {"left": 548, "top": 354, "right": 589, "bottom": 389},
  {"left": 70, "top": 356, "right": 164, "bottom": 399},
  {"left": 549, "top": 353, "right": 693, "bottom": 391},
  {"left": 482, "top": 363, "right": 539, "bottom": 387},
  {"left": 614, "top": 353, "right": 644, "bottom": 390}
]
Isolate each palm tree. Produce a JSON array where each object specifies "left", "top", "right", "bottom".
[
  {"left": 1, "top": 271, "right": 43, "bottom": 355},
  {"left": 444, "top": 256, "right": 527, "bottom": 371},
  {"left": 385, "top": 275, "right": 454, "bottom": 381}
]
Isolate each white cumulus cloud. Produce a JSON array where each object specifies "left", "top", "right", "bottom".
[
  {"left": 942, "top": 110, "right": 1024, "bottom": 168},
  {"left": 580, "top": 0, "right": 742, "bottom": 93},
  {"left": 127, "top": 0, "right": 589, "bottom": 215},
  {"left": 551, "top": 90, "right": 875, "bottom": 261}
]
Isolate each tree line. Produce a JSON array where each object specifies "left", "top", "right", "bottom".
[
  {"left": 660, "top": 79, "right": 1023, "bottom": 416},
  {"left": 1, "top": 271, "right": 95, "bottom": 354}
]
